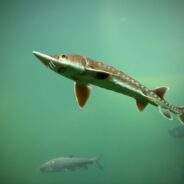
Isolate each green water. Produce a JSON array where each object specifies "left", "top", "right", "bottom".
[{"left": 1, "top": 0, "right": 184, "bottom": 183}]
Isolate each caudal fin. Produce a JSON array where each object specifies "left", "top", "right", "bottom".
[
  {"left": 177, "top": 106, "right": 184, "bottom": 124},
  {"left": 92, "top": 155, "right": 103, "bottom": 170}
]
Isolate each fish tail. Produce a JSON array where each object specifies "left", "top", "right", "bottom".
[
  {"left": 177, "top": 106, "right": 184, "bottom": 124},
  {"left": 92, "top": 155, "right": 103, "bottom": 170}
]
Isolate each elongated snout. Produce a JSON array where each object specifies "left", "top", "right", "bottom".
[{"left": 33, "top": 51, "right": 59, "bottom": 67}]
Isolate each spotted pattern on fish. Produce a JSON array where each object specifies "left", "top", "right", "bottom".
[{"left": 33, "top": 51, "right": 184, "bottom": 124}]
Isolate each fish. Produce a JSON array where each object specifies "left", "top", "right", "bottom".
[
  {"left": 33, "top": 51, "right": 184, "bottom": 124},
  {"left": 39, "top": 155, "right": 103, "bottom": 172},
  {"left": 169, "top": 125, "right": 184, "bottom": 138}
]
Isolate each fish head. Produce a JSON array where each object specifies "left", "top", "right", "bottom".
[
  {"left": 33, "top": 51, "right": 86, "bottom": 79},
  {"left": 39, "top": 161, "right": 54, "bottom": 172}
]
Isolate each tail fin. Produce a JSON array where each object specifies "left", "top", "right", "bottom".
[
  {"left": 177, "top": 106, "right": 184, "bottom": 124},
  {"left": 92, "top": 155, "right": 103, "bottom": 170}
]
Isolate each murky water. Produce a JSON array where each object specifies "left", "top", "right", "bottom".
[{"left": 1, "top": 0, "right": 184, "bottom": 183}]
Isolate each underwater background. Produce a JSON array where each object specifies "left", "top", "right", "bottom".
[{"left": 1, "top": 0, "right": 184, "bottom": 183}]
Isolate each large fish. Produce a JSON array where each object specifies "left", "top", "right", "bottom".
[
  {"left": 33, "top": 51, "right": 184, "bottom": 124},
  {"left": 39, "top": 156, "right": 102, "bottom": 172}
]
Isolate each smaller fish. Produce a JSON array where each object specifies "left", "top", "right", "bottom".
[
  {"left": 39, "top": 155, "right": 103, "bottom": 172},
  {"left": 169, "top": 125, "right": 184, "bottom": 138}
]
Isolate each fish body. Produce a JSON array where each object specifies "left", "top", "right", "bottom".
[
  {"left": 39, "top": 156, "right": 102, "bottom": 172},
  {"left": 169, "top": 125, "right": 184, "bottom": 138},
  {"left": 33, "top": 51, "right": 184, "bottom": 124}
]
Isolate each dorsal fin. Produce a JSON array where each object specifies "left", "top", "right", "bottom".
[
  {"left": 136, "top": 100, "right": 148, "bottom": 112},
  {"left": 152, "top": 87, "right": 168, "bottom": 99},
  {"left": 74, "top": 82, "right": 91, "bottom": 108}
]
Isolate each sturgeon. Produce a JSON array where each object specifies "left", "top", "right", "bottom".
[
  {"left": 39, "top": 156, "right": 102, "bottom": 172},
  {"left": 33, "top": 51, "right": 184, "bottom": 124}
]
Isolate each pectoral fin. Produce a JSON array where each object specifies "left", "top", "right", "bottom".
[
  {"left": 136, "top": 100, "right": 148, "bottom": 112},
  {"left": 74, "top": 82, "right": 91, "bottom": 108},
  {"left": 86, "top": 67, "right": 111, "bottom": 79},
  {"left": 158, "top": 106, "right": 172, "bottom": 120}
]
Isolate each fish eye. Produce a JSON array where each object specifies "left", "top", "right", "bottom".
[{"left": 62, "top": 55, "right": 67, "bottom": 59}]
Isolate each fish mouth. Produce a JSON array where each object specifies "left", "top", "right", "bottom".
[{"left": 33, "top": 51, "right": 59, "bottom": 67}]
